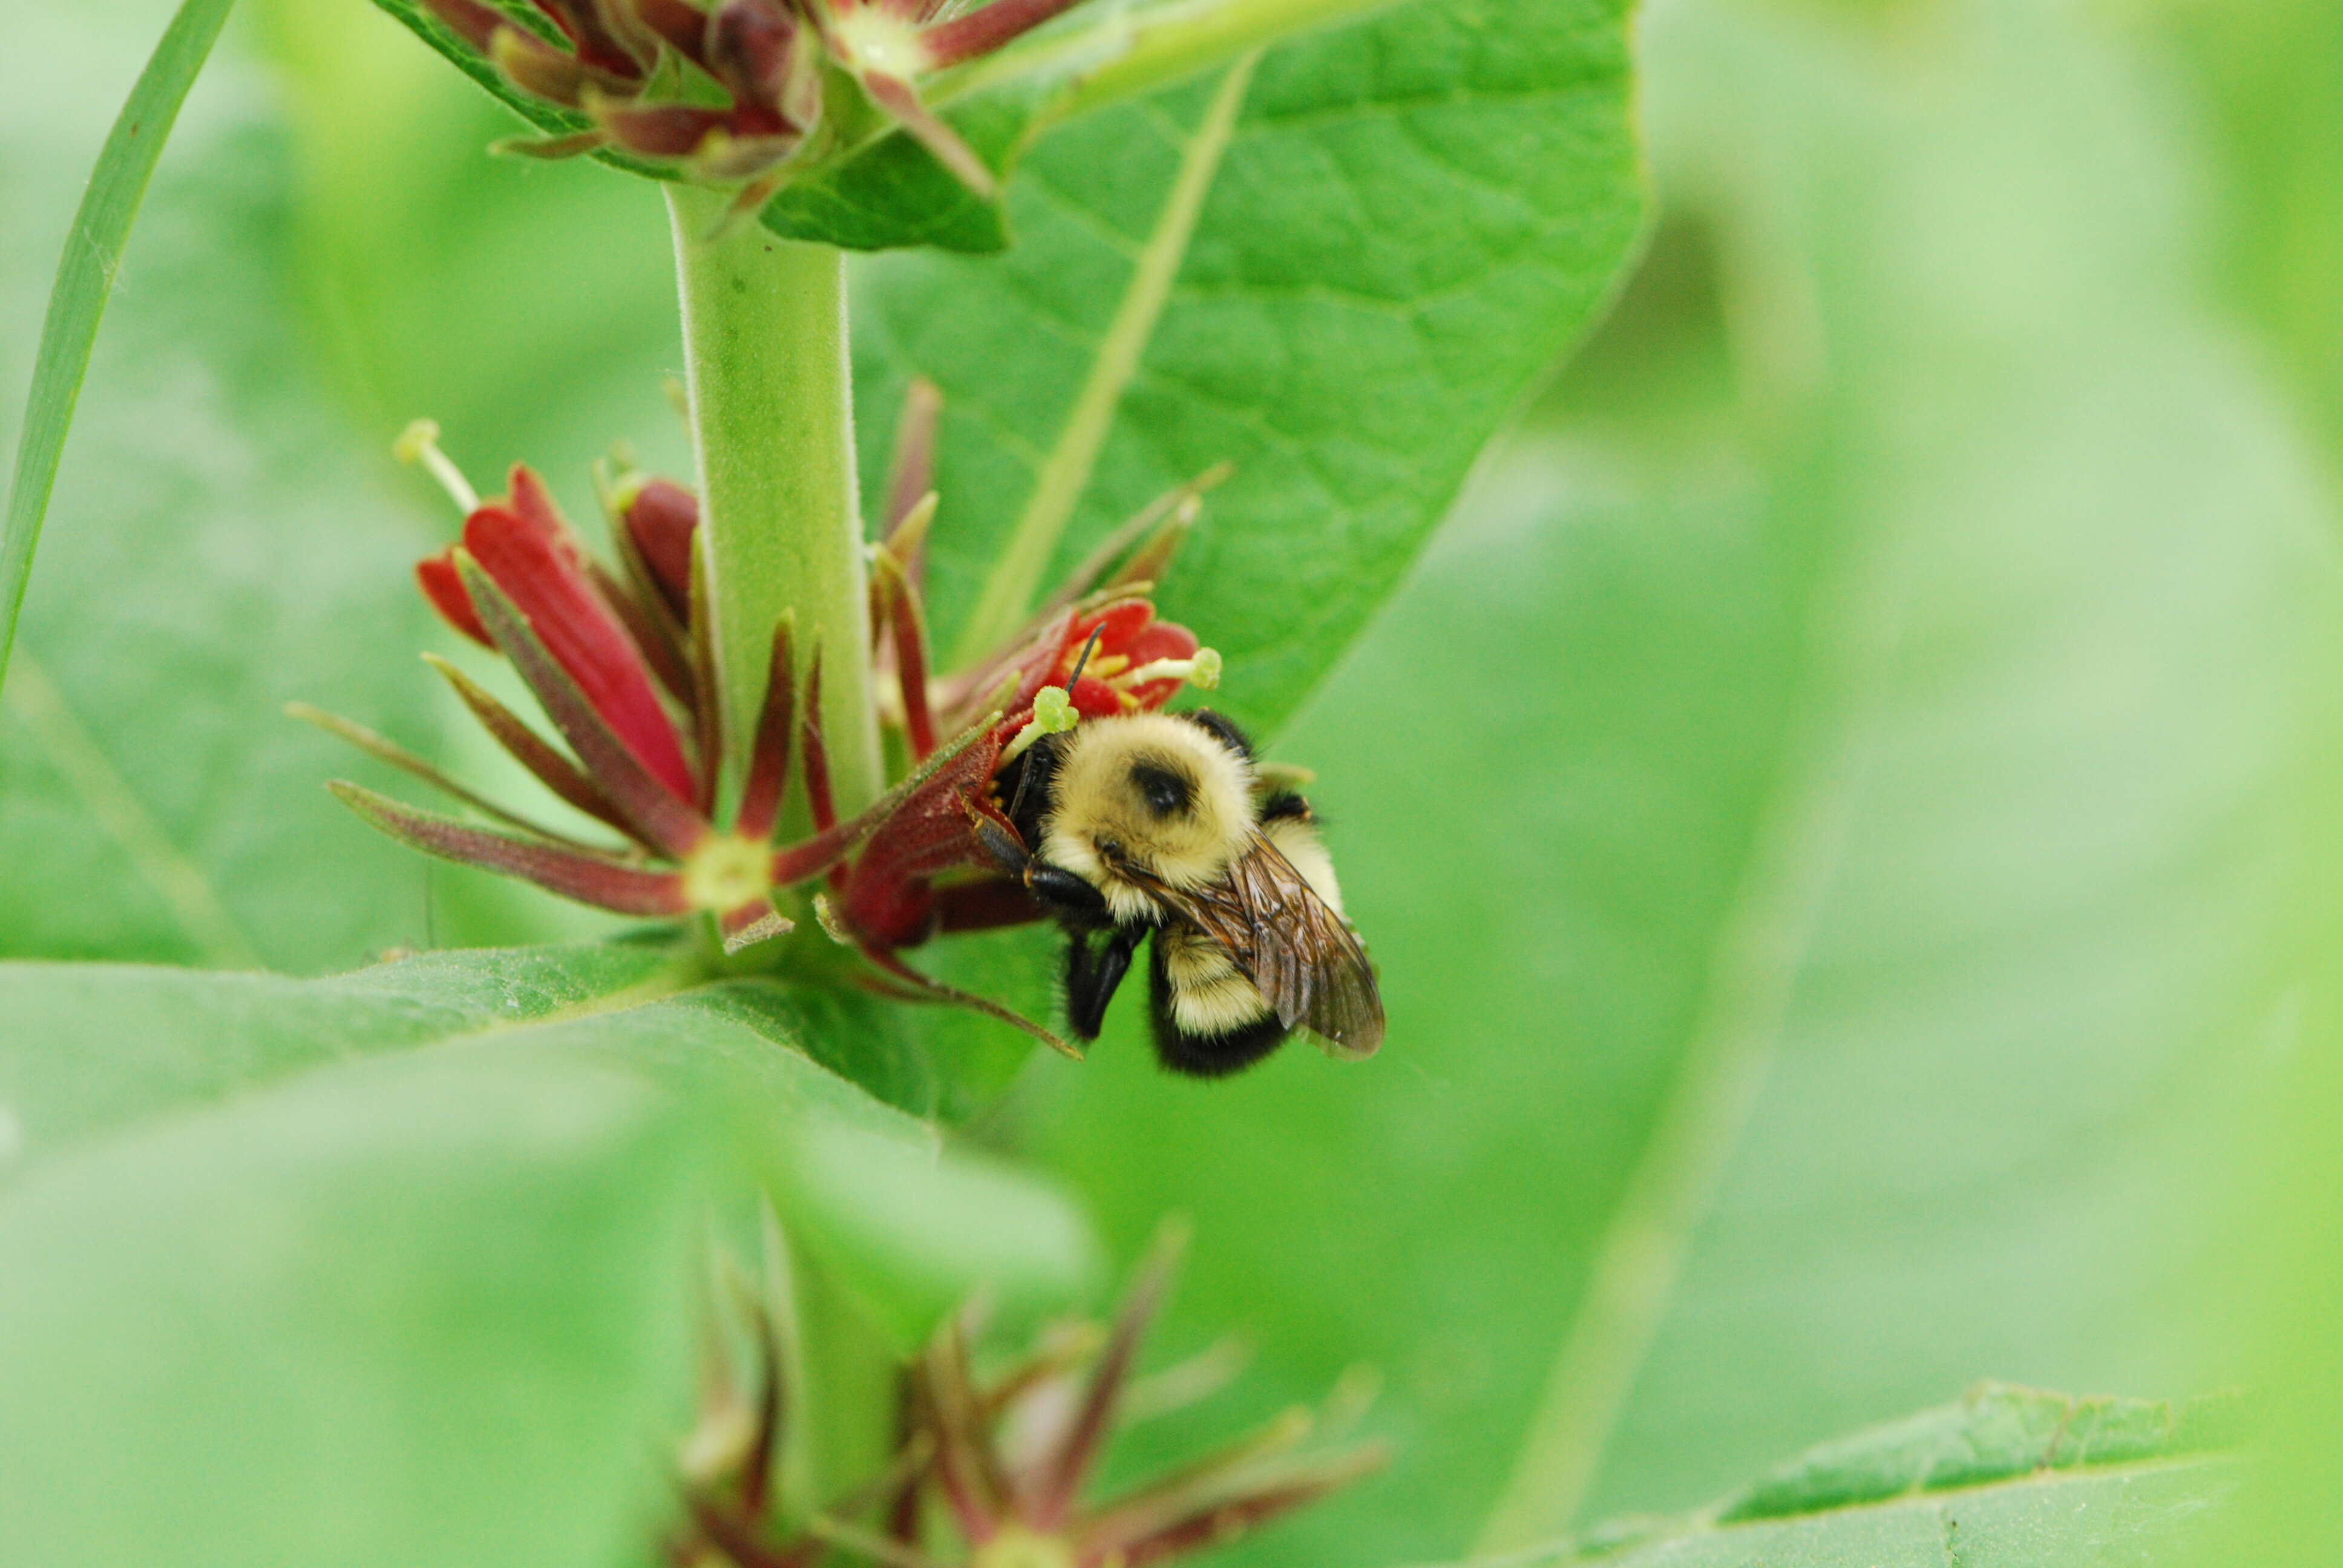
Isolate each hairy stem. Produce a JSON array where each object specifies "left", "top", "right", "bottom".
[{"left": 667, "top": 186, "right": 881, "bottom": 817}]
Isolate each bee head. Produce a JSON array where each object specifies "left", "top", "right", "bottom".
[{"left": 1040, "top": 713, "right": 1254, "bottom": 921}]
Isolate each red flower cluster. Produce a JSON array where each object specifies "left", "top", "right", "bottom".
[
  {"left": 304, "top": 392, "right": 1219, "bottom": 1051},
  {"left": 673, "top": 1227, "right": 1384, "bottom": 1568},
  {"left": 419, "top": 0, "right": 1092, "bottom": 209}
]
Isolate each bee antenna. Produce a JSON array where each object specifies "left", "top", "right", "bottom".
[
  {"left": 1006, "top": 751, "right": 1040, "bottom": 835},
  {"left": 1007, "top": 626, "right": 1106, "bottom": 831},
  {"left": 1066, "top": 624, "right": 1107, "bottom": 689}
]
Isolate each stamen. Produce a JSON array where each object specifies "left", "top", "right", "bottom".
[
  {"left": 394, "top": 419, "right": 480, "bottom": 515},
  {"left": 1000, "top": 685, "right": 1077, "bottom": 764},
  {"left": 1118, "top": 647, "right": 1221, "bottom": 691}
]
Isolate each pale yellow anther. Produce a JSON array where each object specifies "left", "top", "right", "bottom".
[
  {"left": 1120, "top": 647, "right": 1221, "bottom": 692},
  {"left": 394, "top": 418, "right": 480, "bottom": 515}
]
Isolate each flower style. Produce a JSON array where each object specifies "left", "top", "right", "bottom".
[
  {"left": 675, "top": 1226, "right": 1384, "bottom": 1568},
  {"left": 300, "top": 391, "right": 1221, "bottom": 1049},
  {"left": 417, "top": 0, "right": 1094, "bottom": 211}
]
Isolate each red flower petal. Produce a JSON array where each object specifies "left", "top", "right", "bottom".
[
  {"left": 1121, "top": 618, "right": 1201, "bottom": 709},
  {"left": 600, "top": 102, "right": 730, "bottom": 160},
  {"left": 416, "top": 550, "right": 492, "bottom": 645},
  {"left": 1027, "top": 1230, "right": 1188, "bottom": 1531},
  {"left": 1122, "top": 619, "right": 1198, "bottom": 665},
  {"left": 528, "top": 0, "right": 645, "bottom": 75},
  {"left": 503, "top": 463, "right": 571, "bottom": 549},
  {"left": 460, "top": 555, "right": 710, "bottom": 858},
  {"left": 463, "top": 501, "right": 696, "bottom": 803},
  {"left": 623, "top": 478, "right": 700, "bottom": 618},
  {"left": 859, "top": 71, "right": 996, "bottom": 199},
  {"left": 1067, "top": 676, "right": 1124, "bottom": 719},
  {"left": 1069, "top": 600, "right": 1153, "bottom": 659},
  {"left": 629, "top": 0, "right": 714, "bottom": 67}
]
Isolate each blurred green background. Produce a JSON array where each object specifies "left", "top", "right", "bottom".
[{"left": 5, "top": 0, "right": 2343, "bottom": 1561}]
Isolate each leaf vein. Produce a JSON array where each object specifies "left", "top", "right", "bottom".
[{"left": 2, "top": 650, "right": 257, "bottom": 970}]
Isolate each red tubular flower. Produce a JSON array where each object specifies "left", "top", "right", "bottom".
[
  {"left": 883, "top": 1229, "right": 1385, "bottom": 1568},
  {"left": 307, "top": 391, "right": 1224, "bottom": 1027},
  {"left": 415, "top": 0, "right": 1099, "bottom": 206},
  {"left": 456, "top": 469, "right": 698, "bottom": 803},
  {"left": 671, "top": 1229, "right": 1377, "bottom": 1568}
]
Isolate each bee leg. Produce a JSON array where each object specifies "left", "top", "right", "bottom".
[
  {"left": 853, "top": 941, "right": 1082, "bottom": 1060},
  {"left": 1025, "top": 861, "right": 1109, "bottom": 921},
  {"left": 973, "top": 814, "right": 1030, "bottom": 875},
  {"left": 1064, "top": 924, "right": 1143, "bottom": 1040}
]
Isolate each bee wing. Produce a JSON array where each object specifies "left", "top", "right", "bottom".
[{"left": 1172, "top": 833, "right": 1384, "bottom": 1059}]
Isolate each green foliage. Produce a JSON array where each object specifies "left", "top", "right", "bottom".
[
  {"left": 1555, "top": 1385, "right": 2243, "bottom": 1566},
  {"left": 368, "top": 0, "right": 1428, "bottom": 254},
  {"left": 0, "top": 6, "right": 523, "bottom": 971},
  {"left": 0, "top": 944, "right": 1099, "bottom": 1564},
  {"left": 0, "top": 0, "right": 232, "bottom": 689},
  {"left": 1017, "top": 2, "right": 2335, "bottom": 1564},
  {"left": 860, "top": 0, "right": 1643, "bottom": 731},
  {"left": 5, "top": 0, "right": 2339, "bottom": 1566},
  {"left": 2131, "top": 0, "right": 2343, "bottom": 497}
]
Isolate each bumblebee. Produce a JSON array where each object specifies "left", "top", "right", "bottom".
[{"left": 983, "top": 709, "right": 1384, "bottom": 1076}]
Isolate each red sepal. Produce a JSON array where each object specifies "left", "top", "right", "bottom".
[
  {"left": 416, "top": 550, "right": 491, "bottom": 645},
  {"left": 329, "top": 782, "right": 690, "bottom": 916},
  {"left": 736, "top": 621, "right": 795, "bottom": 843}
]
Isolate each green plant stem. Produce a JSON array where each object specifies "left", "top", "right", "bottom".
[
  {"left": 667, "top": 186, "right": 880, "bottom": 817},
  {"left": 0, "top": 0, "right": 236, "bottom": 699}
]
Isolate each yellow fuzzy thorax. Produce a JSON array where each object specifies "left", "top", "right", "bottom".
[{"left": 1039, "top": 714, "right": 1254, "bottom": 921}]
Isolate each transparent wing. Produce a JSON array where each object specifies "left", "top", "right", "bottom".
[{"left": 1165, "top": 833, "right": 1384, "bottom": 1059}]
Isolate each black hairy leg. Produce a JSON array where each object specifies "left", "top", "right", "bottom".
[{"left": 1063, "top": 924, "right": 1143, "bottom": 1040}]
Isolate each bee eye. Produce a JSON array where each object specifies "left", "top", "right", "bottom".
[{"left": 1129, "top": 761, "right": 1193, "bottom": 818}]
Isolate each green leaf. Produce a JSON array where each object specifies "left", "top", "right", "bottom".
[
  {"left": 364, "top": 0, "right": 1431, "bottom": 255},
  {"left": 0, "top": 0, "right": 234, "bottom": 693},
  {"left": 861, "top": 0, "right": 1645, "bottom": 734},
  {"left": 1015, "top": 1, "right": 2337, "bottom": 1563},
  {"left": 2134, "top": 0, "right": 2343, "bottom": 496},
  {"left": 0, "top": 946, "right": 1101, "bottom": 1563},
  {"left": 0, "top": 1042, "right": 706, "bottom": 1568},
  {"left": 0, "top": 939, "right": 681, "bottom": 1168},
  {"left": 350, "top": 0, "right": 1645, "bottom": 730},
  {"left": 1544, "top": 1385, "right": 2243, "bottom": 1566},
  {"left": 757, "top": 0, "right": 1418, "bottom": 253},
  {"left": 0, "top": 2, "right": 581, "bottom": 970}
]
